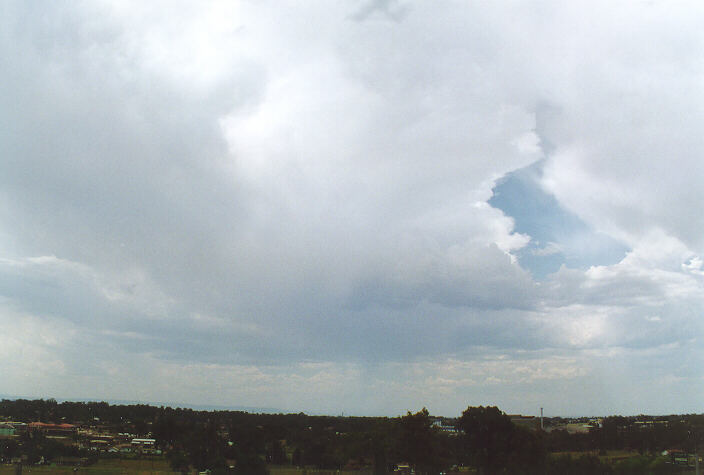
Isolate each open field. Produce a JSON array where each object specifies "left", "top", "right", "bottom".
[
  {"left": 550, "top": 449, "right": 640, "bottom": 462},
  {"left": 0, "top": 462, "right": 379, "bottom": 475},
  {"left": 269, "top": 468, "right": 373, "bottom": 475},
  {"left": 0, "top": 457, "right": 178, "bottom": 474}
]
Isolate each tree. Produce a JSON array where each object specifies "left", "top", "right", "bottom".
[
  {"left": 458, "top": 405, "right": 544, "bottom": 475},
  {"left": 167, "top": 449, "right": 190, "bottom": 474},
  {"left": 396, "top": 408, "right": 444, "bottom": 475}
]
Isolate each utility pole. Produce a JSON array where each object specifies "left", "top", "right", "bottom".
[
  {"left": 696, "top": 449, "right": 699, "bottom": 475},
  {"left": 696, "top": 436, "right": 700, "bottom": 475},
  {"left": 540, "top": 407, "right": 544, "bottom": 430},
  {"left": 691, "top": 427, "right": 700, "bottom": 475}
]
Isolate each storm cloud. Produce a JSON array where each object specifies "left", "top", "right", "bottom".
[{"left": 1, "top": 1, "right": 703, "bottom": 416}]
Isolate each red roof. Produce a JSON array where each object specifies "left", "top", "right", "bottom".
[{"left": 29, "top": 422, "right": 76, "bottom": 429}]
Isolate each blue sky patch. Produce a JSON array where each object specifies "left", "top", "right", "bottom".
[{"left": 489, "top": 161, "right": 629, "bottom": 278}]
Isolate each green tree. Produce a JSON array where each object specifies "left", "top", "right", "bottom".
[
  {"left": 396, "top": 408, "right": 444, "bottom": 475},
  {"left": 458, "top": 405, "right": 545, "bottom": 474}
]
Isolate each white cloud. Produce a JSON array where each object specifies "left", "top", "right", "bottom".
[
  {"left": 535, "top": 3, "right": 704, "bottom": 253},
  {"left": 532, "top": 242, "right": 563, "bottom": 257}
]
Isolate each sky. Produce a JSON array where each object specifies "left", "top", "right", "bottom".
[{"left": 1, "top": 0, "right": 704, "bottom": 418}]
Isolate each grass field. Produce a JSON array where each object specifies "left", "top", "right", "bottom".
[
  {"left": 269, "top": 468, "right": 372, "bottom": 475},
  {"left": 0, "top": 457, "right": 179, "bottom": 474},
  {"left": 550, "top": 449, "right": 640, "bottom": 461},
  {"left": 0, "top": 460, "right": 386, "bottom": 475},
  {"left": 0, "top": 462, "right": 380, "bottom": 475}
]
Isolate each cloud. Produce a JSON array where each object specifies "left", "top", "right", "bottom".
[
  {"left": 350, "top": 0, "right": 410, "bottom": 22},
  {"left": 533, "top": 3, "right": 704, "bottom": 253},
  {"left": 532, "top": 242, "right": 562, "bottom": 257},
  {"left": 0, "top": 1, "right": 703, "bottom": 415}
]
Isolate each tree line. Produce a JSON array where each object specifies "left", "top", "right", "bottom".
[{"left": 1, "top": 399, "right": 702, "bottom": 474}]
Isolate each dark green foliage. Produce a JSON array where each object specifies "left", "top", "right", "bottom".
[
  {"left": 266, "top": 439, "right": 287, "bottom": 465},
  {"left": 459, "top": 405, "right": 515, "bottom": 472},
  {"left": 2, "top": 398, "right": 704, "bottom": 474},
  {"left": 167, "top": 449, "right": 190, "bottom": 474},
  {"left": 546, "top": 454, "right": 613, "bottom": 475},
  {"left": 547, "top": 453, "right": 681, "bottom": 475},
  {"left": 394, "top": 408, "right": 445, "bottom": 474},
  {"left": 458, "top": 405, "right": 545, "bottom": 474},
  {"left": 291, "top": 447, "right": 302, "bottom": 466},
  {"left": 0, "top": 438, "right": 19, "bottom": 462},
  {"left": 10, "top": 429, "right": 80, "bottom": 464},
  {"left": 506, "top": 426, "right": 547, "bottom": 473}
]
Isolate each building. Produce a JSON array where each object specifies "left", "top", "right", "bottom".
[
  {"left": 28, "top": 422, "right": 77, "bottom": 437},
  {"left": 131, "top": 438, "right": 157, "bottom": 454}
]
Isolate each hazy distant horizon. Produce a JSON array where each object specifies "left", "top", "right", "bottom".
[
  {"left": 0, "top": 394, "right": 280, "bottom": 416},
  {"left": 1, "top": 394, "right": 696, "bottom": 420}
]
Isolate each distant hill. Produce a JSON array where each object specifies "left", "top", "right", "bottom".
[{"left": 0, "top": 394, "right": 281, "bottom": 414}]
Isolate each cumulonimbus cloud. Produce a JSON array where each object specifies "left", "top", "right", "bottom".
[{"left": 0, "top": 0, "right": 703, "bottom": 415}]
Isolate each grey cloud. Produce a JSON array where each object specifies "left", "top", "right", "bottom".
[
  {"left": 1, "top": 1, "right": 703, "bottom": 415},
  {"left": 348, "top": 243, "right": 536, "bottom": 311},
  {"left": 543, "top": 265, "right": 664, "bottom": 308},
  {"left": 533, "top": 4, "right": 704, "bottom": 251},
  {"left": 350, "top": 0, "right": 410, "bottom": 22}
]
